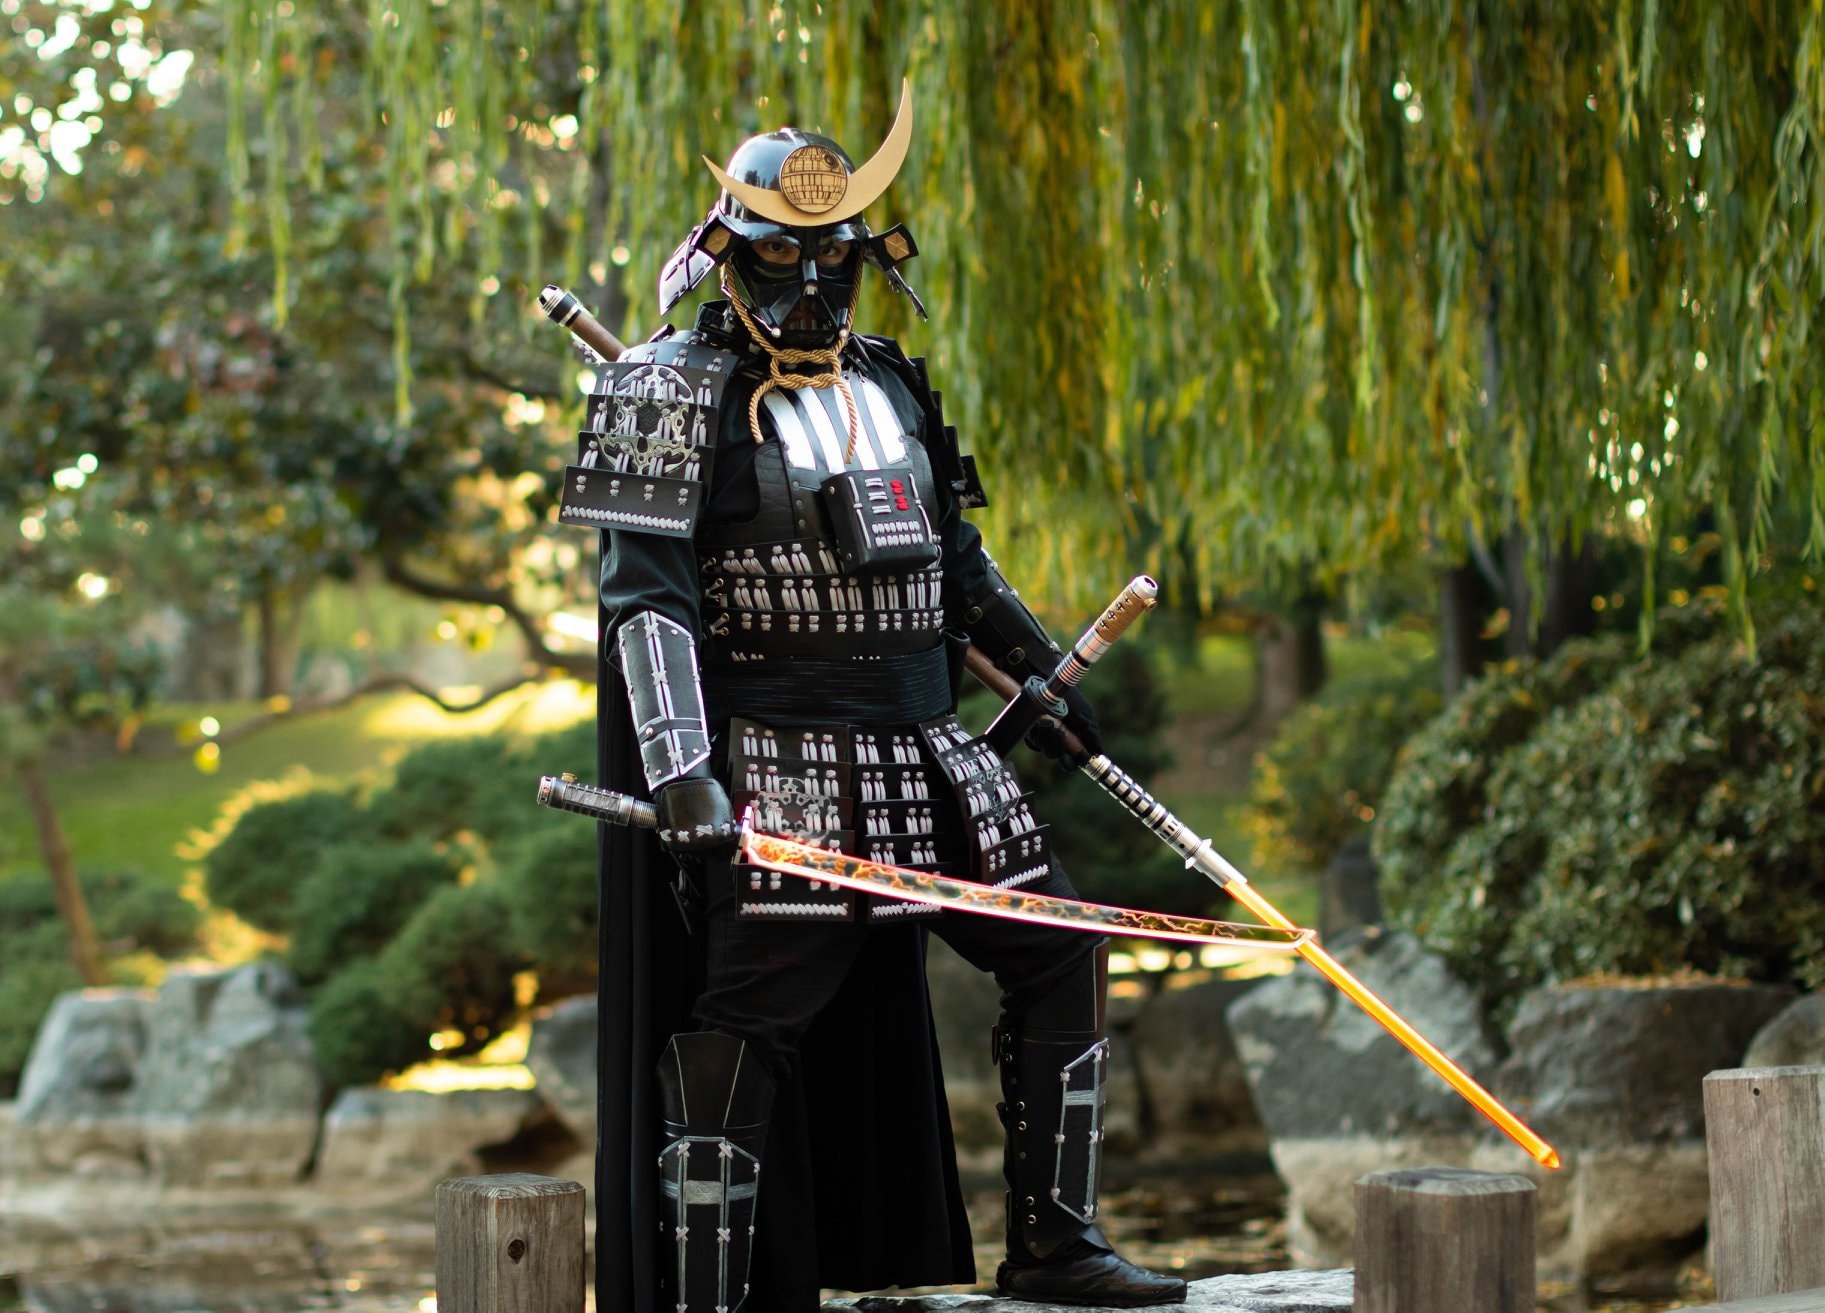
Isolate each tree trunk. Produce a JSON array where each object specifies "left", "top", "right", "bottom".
[
  {"left": 1439, "top": 563, "right": 1487, "bottom": 700},
  {"left": 1503, "top": 531, "right": 1600, "bottom": 660},
  {"left": 255, "top": 584, "right": 306, "bottom": 700},
  {"left": 1252, "top": 604, "right": 1327, "bottom": 731},
  {"left": 16, "top": 755, "right": 106, "bottom": 986}
]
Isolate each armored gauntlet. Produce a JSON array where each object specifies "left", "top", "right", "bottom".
[{"left": 617, "top": 610, "right": 734, "bottom": 853}]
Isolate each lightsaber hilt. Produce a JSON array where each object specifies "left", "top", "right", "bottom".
[
  {"left": 981, "top": 575, "right": 1159, "bottom": 758},
  {"left": 1080, "top": 754, "right": 1249, "bottom": 891},
  {"left": 536, "top": 773, "right": 656, "bottom": 829},
  {"left": 537, "top": 285, "right": 627, "bottom": 363},
  {"left": 1047, "top": 574, "right": 1159, "bottom": 696}
]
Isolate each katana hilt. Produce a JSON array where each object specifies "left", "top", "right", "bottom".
[
  {"left": 537, "top": 285, "right": 627, "bottom": 363},
  {"left": 1079, "top": 755, "right": 1247, "bottom": 890},
  {"left": 536, "top": 772, "right": 657, "bottom": 829},
  {"left": 1048, "top": 575, "right": 1158, "bottom": 696},
  {"left": 981, "top": 575, "right": 1158, "bottom": 758}
]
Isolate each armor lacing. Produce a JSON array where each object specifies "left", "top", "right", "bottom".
[{"left": 722, "top": 267, "right": 863, "bottom": 460}]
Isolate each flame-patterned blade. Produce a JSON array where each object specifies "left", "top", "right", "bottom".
[{"left": 736, "top": 812, "right": 1312, "bottom": 952}]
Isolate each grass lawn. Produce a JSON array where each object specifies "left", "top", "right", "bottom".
[{"left": 0, "top": 682, "right": 595, "bottom": 886}]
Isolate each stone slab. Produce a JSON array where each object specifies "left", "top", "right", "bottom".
[
  {"left": 822, "top": 1269, "right": 1354, "bottom": 1313},
  {"left": 1680, "top": 1290, "right": 1825, "bottom": 1312}
]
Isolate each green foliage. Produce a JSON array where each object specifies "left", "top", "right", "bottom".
[
  {"left": 222, "top": 1, "right": 1825, "bottom": 622},
  {"left": 308, "top": 882, "right": 523, "bottom": 1087},
  {"left": 303, "top": 958, "right": 433, "bottom": 1092},
  {"left": 287, "top": 840, "right": 463, "bottom": 985},
  {"left": 201, "top": 718, "right": 589, "bottom": 1085},
  {"left": 1246, "top": 666, "right": 1444, "bottom": 880},
  {"left": 494, "top": 823, "right": 598, "bottom": 996},
  {"left": 366, "top": 719, "right": 593, "bottom": 843},
  {"left": 0, "top": 958, "right": 84, "bottom": 1097},
  {"left": 1377, "top": 605, "right": 1825, "bottom": 1011},
  {"left": 0, "top": 869, "right": 202, "bottom": 1094},
  {"left": 203, "top": 790, "right": 374, "bottom": 935}
]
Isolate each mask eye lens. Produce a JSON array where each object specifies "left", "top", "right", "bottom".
[
  {"left": 815, "top": 240, "right": 854, "bottom": 268},
  {"left": 752, "top": 237, "right": 800, "bottom": 266}
]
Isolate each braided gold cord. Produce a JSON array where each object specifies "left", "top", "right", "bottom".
[{"left": 722, "top": 268, "right": 864, "bottom": 460}]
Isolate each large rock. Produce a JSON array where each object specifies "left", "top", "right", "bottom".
[
  {"left": 15, "top": 989, "right": 152, "bottom": 1122},
  {"left": 1128, "top": 975, "right": 1269, "bottom": 1162},
  {"left": 315, "top": 1086, "right": 542, "bottom": 1200},
  {"left": 1228, "top": 927, "right": 1497, "bottom": 1143},
  {"left": 525, "top": 995, "right": 599, "bottom": 1142},
  {"left": 1742, "top": 992, "right": 1825, "bottom": 1069},
  {"left": 1493, "top": 979, "right": 1792, "bottom": 1284},
  {"left": 7, "top": 989, "right": 154, "bottom": 1181},
  {"left": 1495, "top": 980, "right": 1794, "bottom": 1146},
  {"left": 133, "top": 962, "right": 324, "bottom": 1189}
]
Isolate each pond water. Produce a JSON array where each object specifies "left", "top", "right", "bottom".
[{"left": 0, "top": 1176, "right": 1709, "bottom": 1313}]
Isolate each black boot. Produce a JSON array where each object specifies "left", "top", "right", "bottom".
[
  {"left": 993, "top": 1022, "right": 1187, "bottom": 1307},
  {"left": 657, "top": 1031, "right": 775, "bottom": 1313}
]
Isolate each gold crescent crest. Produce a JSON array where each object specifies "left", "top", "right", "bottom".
[{"left": 703, "top": 79, "right": 913, "bottom": 227}]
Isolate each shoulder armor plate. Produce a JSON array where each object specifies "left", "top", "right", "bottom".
[{"left": 557, "top": 332, "right": 743, "bottom": 539}]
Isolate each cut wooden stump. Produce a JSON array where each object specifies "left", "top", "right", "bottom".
[
  {"left": 1353, "top": 1166, "right": 1535, "bottom": 1313},
  {"left": 1705, "top": 1066, "right": 1825, "bottom": 1303},
  {"left": 435, "top": 1173, "right": 585, "bottom": 1313}
]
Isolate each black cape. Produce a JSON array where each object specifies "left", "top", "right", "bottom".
[{"left": 593, "top": 578, "right": 978, "bottom": 1312}]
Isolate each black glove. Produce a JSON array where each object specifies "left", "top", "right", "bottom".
[
  {"left": 654, "top": 776, "right": 737, "bottom": 855},
  {"left": 1025, "top": 684, "right": 1103, "bottom": 770}
]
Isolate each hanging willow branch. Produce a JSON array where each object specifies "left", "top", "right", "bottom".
[{"left": 222, "top": 0, "right": 1825, "bottom": 627}]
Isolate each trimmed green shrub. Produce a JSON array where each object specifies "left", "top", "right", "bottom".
[
  {"left": 365, "top": 720, "right": 595, "bottom": 845},
  {"left": 0, "top": 956, "right": 84, "bottom": 1093},
  {"left": 304, "top": 957, "right": 430, "bottom": 1090},
  {"left": 365, "top": 735, "right": 522, "bottom": 843},
  {"left": 1245, "top": 665, "right": 1443, "bottom": 879},
  {"left": 307, "top": 882, "right": 524, "bottom": 1086},
  {"left": 287, "top": 840, "right": 463, "bottom": 985},
  {"left": 203, "top": 790, "right": 374, "bottom": 934},
  {"left": 495, "top": 823, "right": 598, "bottom": 995},
  {"left": 1372, "top": 634, "right": 1636, "bottom": 899},
  {"left": 1377, "top": 605, "right": 1825, "bottom": 1011},
  {"left": 0, "top": 868, "right": 201, "bottom": 1094}
]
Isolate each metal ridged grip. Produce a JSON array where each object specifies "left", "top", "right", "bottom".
[
  {"left": 1048, "top": 575, "right": 1159, "bottom": 693},
  {"left": 538, "top": 284, "right": 627, "bottom": 362},
  {"left": 536, "top": 774, "right": 658, "bottom": 830}
]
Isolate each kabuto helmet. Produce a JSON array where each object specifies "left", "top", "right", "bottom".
[{"left": 659, "top": 80, "right": 927, "bottom": 348}]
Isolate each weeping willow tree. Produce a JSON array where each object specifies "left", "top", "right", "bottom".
[{"left": 224, "top": 0, "right": 1824, "bottom": 643}]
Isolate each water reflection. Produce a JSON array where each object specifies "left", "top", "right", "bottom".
[{"left": 0, "top": 1213, "right": 439, "bottom": 1313}]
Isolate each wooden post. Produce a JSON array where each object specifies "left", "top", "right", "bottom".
[
  {"left": 436, "top": 1174, "right": 586, "bottom": 1313},
  {"left": 1705, "top": 1066, "right": 1825, "bottom": 1302},
  {"left": 1354, "top": 1166, "right": 1536, "bottom": 1313}
]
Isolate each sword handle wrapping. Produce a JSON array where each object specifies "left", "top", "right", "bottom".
[
  {"left": 536, "top": 773, "right": 657, "bottom": 829},
  {"left": 537, "top": 285, "right": 627, "bottom": 363}
]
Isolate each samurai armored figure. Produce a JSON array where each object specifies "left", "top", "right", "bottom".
[{"left": 588, "top": 84, "right": 1187, "bottom": 1312}]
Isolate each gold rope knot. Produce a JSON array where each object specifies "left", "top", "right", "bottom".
[{"left": 722, "top": 268, "right": 863, "bottom": 460}]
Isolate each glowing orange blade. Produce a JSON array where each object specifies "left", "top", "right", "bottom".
[
  {"left": 1080, "top": 754, "right": 1559, "bottom": 1170},
  {"left": 1222, "top": 880, "right": 1559, "bottom": 1170}
]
